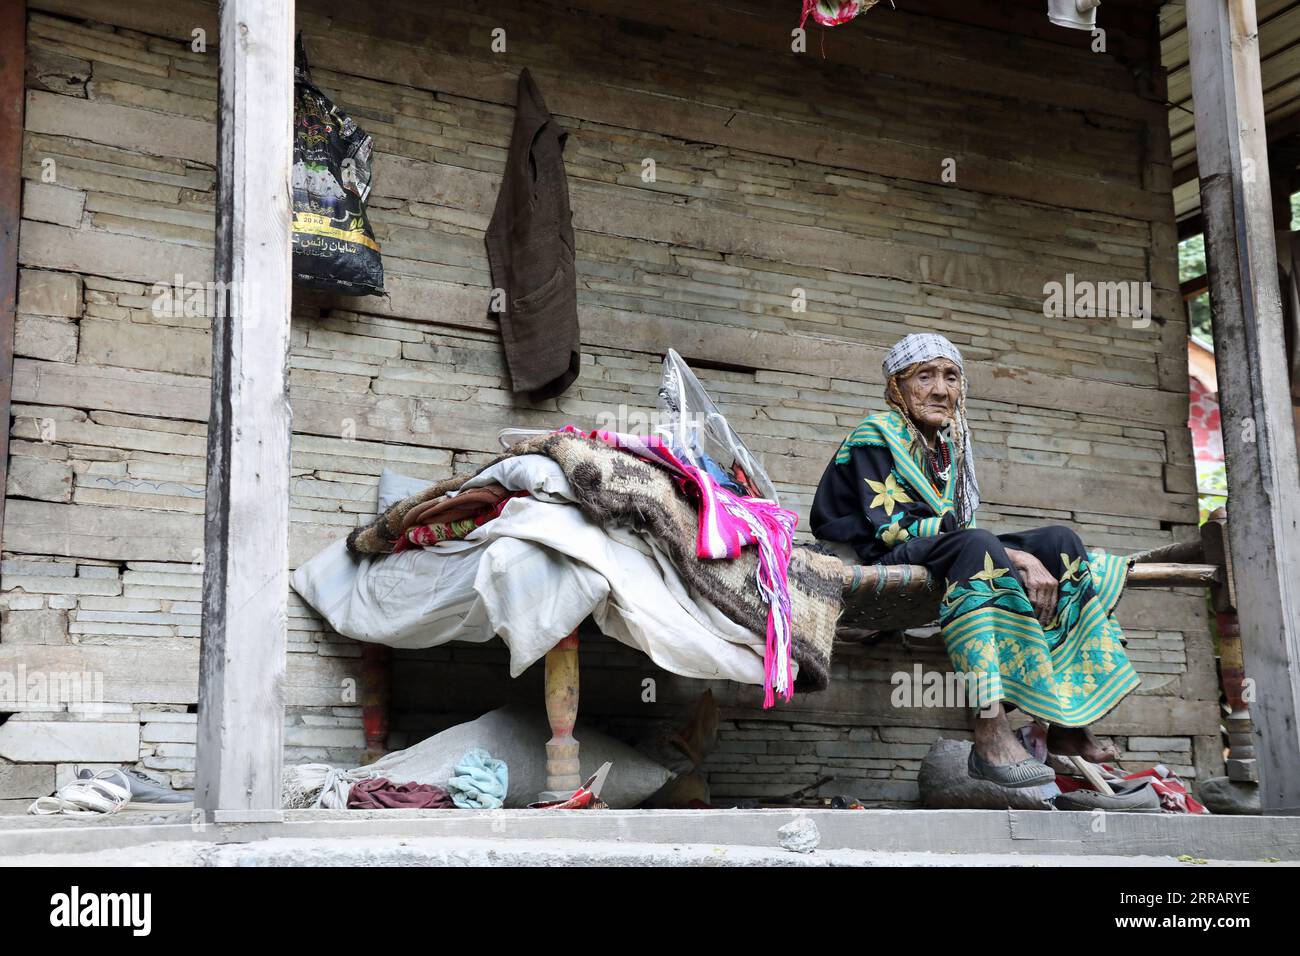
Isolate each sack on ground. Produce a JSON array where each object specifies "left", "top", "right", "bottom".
[{"left": 356, "top": 704, "right": 673, "bottom": 808}]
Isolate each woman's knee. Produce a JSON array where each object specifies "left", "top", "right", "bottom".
[
  {"left": 1040, "top": 524, "right": 1085, "bottom": 553},
  {"left": 953, "top": 528, "right": 1008, "bottom": 561}
]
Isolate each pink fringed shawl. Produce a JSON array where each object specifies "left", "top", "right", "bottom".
[{"left": 562, "top": 427, "right": 798, "bottom": 708}]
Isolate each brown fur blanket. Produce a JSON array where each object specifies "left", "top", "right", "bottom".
[{"left": 348, "top": 432, "right": 842, "bottom": 692}]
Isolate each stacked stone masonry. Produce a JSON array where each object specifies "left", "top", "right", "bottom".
[{"left": 0, "top": 0, "right": 1220, "bottom": 809}]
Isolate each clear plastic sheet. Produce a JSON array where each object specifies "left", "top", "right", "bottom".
[
  {"left": 496, "top": 350, "right": 777, "bottom": 503},
  {"left": 655, "top": 349, "right": 778, "bottom": 503}
]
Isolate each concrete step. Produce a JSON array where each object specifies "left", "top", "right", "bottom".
[
  {"left": 7, "top": 835, "right": 1296, "bottom": 867},
  {"left": 2, "top": 807, "right": 1298, "bottom": 864}
]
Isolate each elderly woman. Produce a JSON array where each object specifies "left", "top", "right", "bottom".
[{"left": 812, "top": 333, "right": 1137, "bottom": 788}]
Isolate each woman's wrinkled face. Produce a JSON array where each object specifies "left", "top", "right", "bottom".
[{"left": 900, "top": 359, "right": 961, "bottom": 434}]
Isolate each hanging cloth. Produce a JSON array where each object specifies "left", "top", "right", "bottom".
[{"left": 484, "top": 70, "right": 582, "bottom": 400}]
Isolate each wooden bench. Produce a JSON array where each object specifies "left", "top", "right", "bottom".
[{"left": 359, "top": 516, "right": 1235, "bottom": 802}]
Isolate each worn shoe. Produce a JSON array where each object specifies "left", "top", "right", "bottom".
[
  {"left": 967, "top": 747, "right": 1057, "bottom": 789},
  {"left": 1055, "top": 779, "right": 1163, "bottom": 813},
  {"left": 29, "top": 769, "right": 133, "bottom": 816},
  {"left": 79, "top": 767, "right": 193, "bottom": 811}
]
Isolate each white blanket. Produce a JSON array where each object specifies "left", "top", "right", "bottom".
[{"left": 290, "top": 455, "right": 776, "bottom": 685}]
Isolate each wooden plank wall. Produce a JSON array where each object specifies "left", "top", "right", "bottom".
[{"left": 0, "top": 0, "right": 1221, "bottom": 808}]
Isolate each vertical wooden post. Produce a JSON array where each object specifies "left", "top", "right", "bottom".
[
  {"left": 541, "top": 631, "right": 581, "bottom": 800},
  {"left": 195, "top": 0, "right": 295, "bottom": 815},
  {"left": 1203, "top": 511, "right": 1255, "bottom": 778},
  {"left": 0, "top": 1, "right": 25, "bottom": 550},
  {"left": 1188, "top": 0, "right": 1300, "bottom": 813}
]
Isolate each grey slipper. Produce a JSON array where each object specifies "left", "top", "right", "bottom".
[
  {"left": 1055, "top": 780, "right": 1163, "bottom": 813},
  {"left": 967, "top": 747, "right": 1057, "bottom": 789}
]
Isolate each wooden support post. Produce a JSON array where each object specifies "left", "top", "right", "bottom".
[
  {"left": 195, "top": 0, "right": 295, "bottom": 815},
  {"left": 1204, "top": 510, "right": 1257, "bottom": 778},
  {"left": 1188, "top": 0, "right": 1300, "bottom": 813},
  {"left": 0, "top": 1, "right": 25, "bottom": 550},
  {"left": 360, "top": 643, "right": 391, "bottom": 764},
  {"left": 541, "top": 630, "right": 581, "bottom": 800}
]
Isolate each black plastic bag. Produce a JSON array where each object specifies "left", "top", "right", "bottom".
[{"left": 291, "top": 36, "right": 384, "bottom": 296}]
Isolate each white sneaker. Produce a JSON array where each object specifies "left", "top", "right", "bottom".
[{"left": 28, "top": 769, "right": 133, "bottom": 816}]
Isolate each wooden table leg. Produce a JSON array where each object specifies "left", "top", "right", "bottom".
[{"left": 541, "top": 630, "right": 581, "bottom": 800}]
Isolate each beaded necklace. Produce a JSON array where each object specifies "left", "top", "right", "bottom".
[{"left": 924, "top": 435, "right": 951, "bottom": 483}]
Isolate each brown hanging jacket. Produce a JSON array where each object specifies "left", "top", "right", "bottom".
[{"left": 485, "top": 69, "right": 581, "bottom": 400}]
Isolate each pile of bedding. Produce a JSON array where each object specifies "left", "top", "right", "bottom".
[{"left": 292, "top": 429, "right": 843, "bottom": 701}]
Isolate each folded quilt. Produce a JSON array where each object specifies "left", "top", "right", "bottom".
[
  {"left": 294, "top": 459, "right": 776, "bottom": 685},
  {"left": 400, "top": 483, "right": 512, "bottom": 535},
  {"left": 348, "top": 431, "right": 843, "bottom": 692}
]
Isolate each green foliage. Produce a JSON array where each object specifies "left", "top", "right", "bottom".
[
  {"left": 1186, "top": 292, "right": 1212, "bottom": 342},
  {"left": 1178, "top": 233, "right": 1205, "bottom": 282},
  {"left": 1178, "top": 234, "right": 1213, "bottom": 342}
]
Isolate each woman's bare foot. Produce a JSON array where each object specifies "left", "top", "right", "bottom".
[
  {"left": 1046, "top": 724, "right": 1121, "bottom": 763},
  {"left": 971, "top": 703, "right": 1033, "bottom": 765}
]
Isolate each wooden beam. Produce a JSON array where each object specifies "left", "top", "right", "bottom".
[
  {"left": 1182, "top": 274, "right": 1211, "bottom": 300},
  {"left": 1188, "top": 0, "right": 1300, "bottom": 814},
  {"left": 1125, "top": 536, "right": 1205, "bottom": 564},
  {"left": 1178, "top": 211, "right": 1206, "bottom": 241},
  {"left": 195, "top": 0, "right": 295, "bottom": 814},
  {"left": 0, "top": 0, "right": 24, "bottom": 552},
  {"left": 1125, "top": 562, "right": 1222, "bottom": 586}
]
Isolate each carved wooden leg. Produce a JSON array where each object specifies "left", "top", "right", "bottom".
[
  {"left": 360, "top": 643, "right": 391, "bottom": 765},
  {"left": 541, "top": 630, "right": 581, "bottom": 801}
]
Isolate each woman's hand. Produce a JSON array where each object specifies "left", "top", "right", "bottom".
[{"left": 1005, "top": 548, "right": 1057, "bottom": 627}]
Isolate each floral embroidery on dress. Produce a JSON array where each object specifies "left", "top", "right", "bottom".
[
  {"left": 865, "top": 473, "right": 912, "bottom": 515},
  {"left": 970, "top": 551, "right": 1010, "bottom": 582},
  {"left": 937, "top": 550, "right": 1139, "bottom": 726},
  {"left": 880, "top": 515, "right": 912, "bottom": 547}
]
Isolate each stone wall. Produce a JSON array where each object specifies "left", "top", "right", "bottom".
[{"left": 0, "top": 0, "right": 1220, "bottom": 809}]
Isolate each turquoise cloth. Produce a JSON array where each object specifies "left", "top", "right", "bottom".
[{"left": 448, "top": 748, "right": 509, "bottom": 809}]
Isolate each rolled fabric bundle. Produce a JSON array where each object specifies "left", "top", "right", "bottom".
[{"left": 282, "top": 763, "right": 369, "bottom": 809}]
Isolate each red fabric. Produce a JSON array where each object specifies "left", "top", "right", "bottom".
[
  {"left": 394, "top": 489, "right": 529, "bottom": 553},
  {"left": 1188, "top": 376, "right": 1224, "bottom": 468},
  {"left": 347, "top": 777, "right": 454, "bottom": 809},
  {"left": 1121, "top": 767, "right": 1208, "bottom": 814}
]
